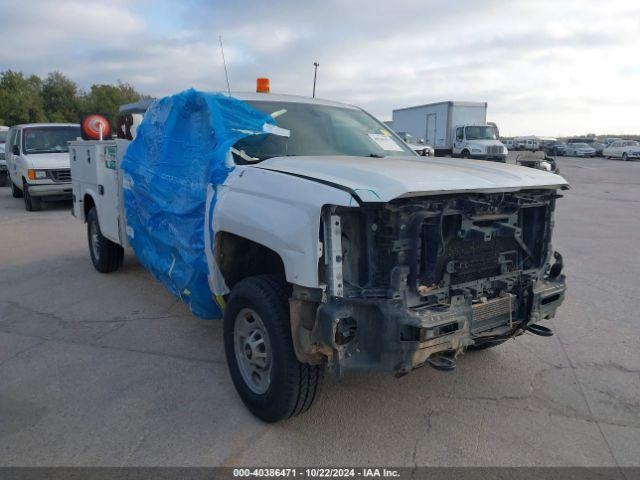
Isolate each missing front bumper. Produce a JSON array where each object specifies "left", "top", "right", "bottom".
[{"left": 290, "top": 278, "right": 566, "bottom": 376}]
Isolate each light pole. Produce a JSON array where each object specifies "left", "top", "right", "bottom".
[{"left": 312, "top": 62, "right": 319, "bottom": 98}]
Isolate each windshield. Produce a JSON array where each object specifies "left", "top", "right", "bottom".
[
  {"left": 465, "top": 126, "right": 497, "bottom": 140},
  {"left": 22, "top": 126, "right": 79, "bottom": 154},
  {"left": 573, "top": 143, "right": 589, "bottom": 148},
  {"left": 0, "top": 131, "right": 7, "bottom": 143},
  {"left": 232, "top": 101, "right": 414, "bottom": 162}
]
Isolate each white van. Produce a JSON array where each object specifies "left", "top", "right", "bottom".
[
  {"left": 6, "top": 123, "right": 80, "bottom": 211},
  {"left": 514, "top": 136, "right": 540, "bottom": 151}
]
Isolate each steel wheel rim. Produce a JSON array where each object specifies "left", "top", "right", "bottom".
[
  {"left": 233, "top": 307, "right": 272, "bottom": 394},
  {"left": 90, "top": 221, "right": 100, "bottom": 260}
]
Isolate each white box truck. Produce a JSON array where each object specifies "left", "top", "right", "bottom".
[
  {"left": 71, "top": 89, "right": 568, "bottom": 422},
  {"left": 392, "top": 101, "right": 507, "bottom": 162}
]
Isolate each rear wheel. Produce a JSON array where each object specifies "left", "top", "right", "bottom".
[
  {"left": 11, "top": 178, "right": 23, "bottom": 198},
  {"left": 23, "top": 181, "right": 41, "bottom": 211},
  {"left": 224, "top": 275, "right": 324, "bottom": 422},
  {"left": 0, "top": 173, "right": 6, "bottom": 187},
  {"left": 87, "top": 207, "right": 124, "bottom": 273}
]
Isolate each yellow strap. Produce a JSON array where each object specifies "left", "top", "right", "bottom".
[{"left": 215, "top": 295, "right": 226, "bottom": 310}]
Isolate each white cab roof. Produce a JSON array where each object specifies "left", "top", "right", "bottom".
[{"left": 231, "top": 92, "right": 359, "bottom": 110}]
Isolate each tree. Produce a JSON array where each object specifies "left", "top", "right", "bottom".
[
  {"left": 0, "top": 70, "right": 147, "bottom": 127},
  {"left": 42, "top": 71, "right": 79, "bottom": 123},
  {"left": 80, "top": 81, "right": 145, "bottom": 129},
  {"left": 0, "top": 70, "right": 46, "bottom": 125}
]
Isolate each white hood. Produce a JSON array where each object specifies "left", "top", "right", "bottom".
[
  {"left": 24, "top": 152, "right": 70, "bottom": 169},
  {"left": 256, "top": 155, "right": 568, "bottom": 202}
]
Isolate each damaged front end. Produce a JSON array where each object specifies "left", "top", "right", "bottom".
[{"left": 291, "top": 189, "right": 566, "bottom": 376}]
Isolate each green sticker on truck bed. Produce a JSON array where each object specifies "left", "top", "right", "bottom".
[{"left": 103, "top": 146, "right": 117, "bottom": 169}]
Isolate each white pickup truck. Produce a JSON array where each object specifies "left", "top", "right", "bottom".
[{"left": 72, "top": 92, "right": 568, "bottom": 422}]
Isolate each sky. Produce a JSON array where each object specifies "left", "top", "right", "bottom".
[{"left": 0, "top": 0, "right": 639, "bottom": 136}]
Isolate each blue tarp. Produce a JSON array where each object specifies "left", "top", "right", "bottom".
[{"left": 121, "top": 89, "right": 277, "bottom": 319}]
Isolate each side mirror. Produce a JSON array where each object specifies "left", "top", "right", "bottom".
[{"left": 12, "top": 145, "right": 19, "bottom": 155}]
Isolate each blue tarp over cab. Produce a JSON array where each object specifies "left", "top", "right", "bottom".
[{"left": 121, "top": 89, "right": 277, "bottom": 319}]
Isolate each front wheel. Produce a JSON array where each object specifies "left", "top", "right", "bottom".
[
  {"left": 11, "top": 178, "right": 23, "bottom": 198},
  {"left": 224, "top": 275, "right": 324, "bottom": 422},
  {"left": 623, "top": 153, "right": 628, "bottom": 161},
  {"left": 23, "top": 182, "right": 41, "bottom": 211},
  {"left": 461, "top": 149, "right": 471, "bottom": 159},
  {"left": 87, "top": 207, "right": 124, "bottom": 273}
]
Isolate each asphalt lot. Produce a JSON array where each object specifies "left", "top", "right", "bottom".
[{"left": 1, "top": 155, "right": 639, "bottom": 467}]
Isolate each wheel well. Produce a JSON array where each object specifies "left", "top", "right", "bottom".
[
  {"left": 215, "top": 232, "right": 286, "bottom": 290},
  {"left": 83, "top": 194, "right": 95, "bottom": 221}
]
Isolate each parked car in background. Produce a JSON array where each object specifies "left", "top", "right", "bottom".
[
  {"left": 503, "top": 139, "right": 515, "bottom": 150},
  {"left": 395, "top": 131, "right": 434, "bottom": 156},
  {"left": 567, "top": 138, "right": 603, "bottom": 155},
  {"left": 0, "top": 126, "right": 8, "bottom": 186},
  {"left": 603, "top": 138, "right": 622, "bottom": 147},
  {"left": 537, "top": 137, "right": 557, "bottom": 152},
  {"left": 565, "top": 142, "right": 596, "bottom": 157},
  {"left": 543, "top": 141, "right": 566, "bottom": 156},
  {"left": 514, "top": 136, "right": 540, "bottom": 151},
  {"left": 603, "top": 140, "right": 640, "bottom": 161},
  {"left": 5, "top": 123, "right": 80, "bottom": 211}
]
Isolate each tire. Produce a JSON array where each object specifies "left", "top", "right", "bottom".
[
  {"left": 468, "top": 339, "right": 507, "bottom": 351},
  {"left": 623, "top": 153, "right": 628, "bottom": 161},
  {"left": 11, "top": 178, "right": 23, "bottom": 198},
  {"left": 87, "top": 207, "right": 124, "bottom": 273},
  {"left": 461, "top": 149, "right": 471, "bottom": 159},
  {"left": 0, "top": 173, "right": 6, "bottom": 187},
  {"left": 224, "top": 275, "right": 324, "bottom": 422},
  {"left": 23, "top": 181, "right": 41, "bottom": 211}
]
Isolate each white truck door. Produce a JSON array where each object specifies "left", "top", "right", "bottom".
[
  {"left": 95, "top": 143, "right": 120, "bottom": 243},
  {"left": 453, "top": 126, "right": 464, "bottom": 155}
]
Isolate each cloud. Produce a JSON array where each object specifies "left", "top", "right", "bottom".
[{"left": 0, "top": 0, "right": 638, "bottom": 135}]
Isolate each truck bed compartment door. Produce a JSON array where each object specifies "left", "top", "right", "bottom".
[{"left": 95, "top": 144, "right": 120, "bottom": 244}]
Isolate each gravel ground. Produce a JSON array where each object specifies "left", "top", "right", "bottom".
[{"left": 0, "top": 155, "right": 639, "bottom": 467}]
